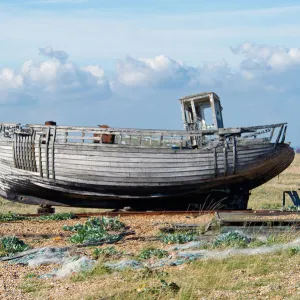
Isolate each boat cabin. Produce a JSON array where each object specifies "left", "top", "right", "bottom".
[{"left": 179, "top": 92, "right": 224, "bottom": 131}]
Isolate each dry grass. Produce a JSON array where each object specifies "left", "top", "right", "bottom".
[
  {"left": 249, "top": 153, "right": 300, "bottom": 209},
  {"left": 31, "top": 250, "right": 300, "bottom": 300}
]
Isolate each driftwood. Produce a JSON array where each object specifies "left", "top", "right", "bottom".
[{"left": 158, "top": 222, "right": 212, "bottom": 233}]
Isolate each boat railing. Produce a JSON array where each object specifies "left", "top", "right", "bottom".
[
  {"left": 0, "top": 123, "right": 21, "bottom": 138},
  {"left": 18, "top": 122, "right": 288, "bottom": 148}
]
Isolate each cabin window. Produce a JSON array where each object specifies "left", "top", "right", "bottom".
[
  {"left": 185, "top": 107, "right": 191, "bottom": 123},
  {"left": 214, "top": 102, "right": 224, "bottom": 128},
  {"left": 180, "top": 93, "right": 224, "bottom": 131},
  {"left": 200, "top": 104, "right": 214, "bottom": 129}
]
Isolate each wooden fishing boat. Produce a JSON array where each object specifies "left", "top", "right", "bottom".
[{"left": 0, "top": 92, "right": 294, "bottom": 210}]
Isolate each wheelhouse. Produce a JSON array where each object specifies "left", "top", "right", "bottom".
[{"left": 179, "top": 92, "right": 224, "bottom": 131}]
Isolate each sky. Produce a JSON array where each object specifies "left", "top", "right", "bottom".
[{"left": 0, "top": 0, "right": 300, "bottom": 146}]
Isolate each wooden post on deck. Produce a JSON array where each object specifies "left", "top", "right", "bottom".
[{"left": 181, "top": 102, "right": 187, "bottom": 130}]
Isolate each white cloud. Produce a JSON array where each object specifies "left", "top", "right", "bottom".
[
  {"left": 82, "top": 65, "right": 108, "bottom": 86},
  {"left": 39, "top": 46, "right": 69, "bottom": 63},
  {"left": 2, "top": 42, "right": 300, "bottom": 105},
  {"left": 111, "top": 42, "right": 300, "bottom": 99},
  {"left": 228, "top": 42, "right": 300, "bottom": 94},
  {"left": 0, "top": 68, "right": 23, "bottom": 89},
  {"left": 232, "top": 42, "right": 300, "bottom": 71},
  {"left": 194, "top": 60, "right": 232, "bottom": 87},
  {"left": 114, "top": 55, "right": 197, "bottom": 88},
  {"left": 0, "top": 47, "right": 111, "bottom": 104},
  {"left": 113, "top": 55, "right": 234, "bottom": 93}
]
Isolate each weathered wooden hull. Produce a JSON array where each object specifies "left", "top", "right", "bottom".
[{"left": 0, "top": 128, "right": 294, "bottom": 209}]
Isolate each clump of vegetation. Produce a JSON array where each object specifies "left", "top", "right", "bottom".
[
  {"left": 160, "top": 279, "right": 180, "bottom": 293},
  {"left": 288, "top": 246, "right": 300, "bottom": 256},
  {"left": 285, "top": 205, "right": 300, "bottom": 212},
  {"left": 0, "top": 212, "right": 76, "bottom": 222},
  {"left": 247, "top": 240, "right": 265, "bottom": 248},
  {"left": 37, "top": 213, "right": 75, "bottom": 221},
  {"left": 160, "top": 232, "right": 196, "bottom": 244},
  {"left": 137, "top": 279, "right": 180, "bottom": 296},
  {"left": 62, "top": 217, "right": 126, "bottom": 244},
  {"left": 0, "top": 212, "right": 28, "bottom": 222},
  {"left": 24, "top": 273, "right": 37, "bottom": 279},
  {"left": 92, "top": 246, "right": 124, "bottom": 259},
  {"left": 138, "top": 247, "right": 169, "bottom": 260},
  {"left": 213, "top": 231, "right": 251, "bottom": 248},
  {"left": 0, "top": 236, "right": 29, "bottom": 256}
]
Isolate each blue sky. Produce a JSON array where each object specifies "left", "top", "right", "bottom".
[{"left": 0, "top": 0, "right": 300, "bottom": 146}]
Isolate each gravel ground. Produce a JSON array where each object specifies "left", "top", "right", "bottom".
[
  {"left": 3, "top": 212, "right": 300, "bottom": 300},
  {"left": 0, "top": 213, "right": 212, "bottom": 300}
]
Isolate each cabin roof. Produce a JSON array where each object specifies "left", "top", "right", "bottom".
[{"left": 179, "top": 92, "right": 220, "bottom": 103}]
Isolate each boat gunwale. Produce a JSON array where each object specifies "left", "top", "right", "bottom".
[{"left": 20, "top": 122, "right": 287, "bottom": 137}]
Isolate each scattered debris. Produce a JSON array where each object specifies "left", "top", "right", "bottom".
[
  {"left": 0, "top": 247, "right": 69, "bottom": 266},
  {"left": 148, "top": 257, "right": 187, "bottom": 268},
  {"left": 167, "top": 241, "right": 202, "bottom": 251},
  {"left": 174, "top": 237, "right": 300, "bottom": 260},
  {"left": 27, "top": 248, "right": 70, "bottom": 267},
  {"left": 54, "top": 257, "right": 96, "bottom": 278},
  {"left": 0, "top": 246, "right": 96, "bottom": 278},
  {"left": 104, "top": 259, "right": 143, "bottom": 270},
  {"left": 0, "top": 248, "right": 40, "bottom": 262},
  {"left": 159, "top": 221, "right": 212, "bottom": 234},
  {"left": 176, "top": 251, "right": 204, "bottom": 259}
]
